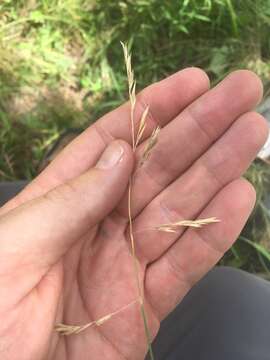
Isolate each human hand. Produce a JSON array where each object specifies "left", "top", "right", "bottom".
[{"left": 0, "top": 68, "right": 267, "bottom": 360}]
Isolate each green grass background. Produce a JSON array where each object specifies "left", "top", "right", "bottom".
[{"left": 1, "top": 0, "right": 270, "bottom": 273}]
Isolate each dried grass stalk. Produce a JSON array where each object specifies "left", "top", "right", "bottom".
[
  {"left": 122, "top": 42, "right": 156, "bottom": 360},
  {"left": 54, "top": 45, "right": 159, "bottom": 356},
  {"left": 156, "top": 217, "right": 220, "bottom": 233}
]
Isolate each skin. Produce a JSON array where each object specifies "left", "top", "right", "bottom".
[{"left": 0, "top": 68, "right": 268, "bottom": 360}]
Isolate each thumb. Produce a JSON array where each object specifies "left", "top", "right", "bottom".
[{"left": 0, "top": 140, "right": 133, "bottom": 298}]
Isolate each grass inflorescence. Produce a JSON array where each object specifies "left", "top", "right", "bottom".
[
  {"left": 121, "top": 43, "right": 220, "bottom": 360},
  {"left": 121, "top": 41, "right": 157, "bottom": 360}
]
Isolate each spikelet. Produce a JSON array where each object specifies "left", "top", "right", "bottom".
[
  {"left": 135, "top": 105, "right": 149, "bottom": 147},
  {"left": 156, "top": 217, "right": 220, "bottom": 233},
  {"left": 56, "top": 299, "right": 139, "bottom": 336},
  {"left": 140, "top": 126, "right": 160, "bottom": 166}
]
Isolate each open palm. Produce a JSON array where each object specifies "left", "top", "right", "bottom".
[{"left": 0, "top": 68, "right": 267, "bottom": 360}]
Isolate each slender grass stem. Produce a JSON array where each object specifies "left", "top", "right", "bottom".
[
  {"left": 123, "top": 41, "right": 155, "bottom": 359},
  {"left": 128, "top": 176, "right": 154, "bottom": 360},
  {"left": 128, "top": 178, "right": 143, "bottom": 300}
]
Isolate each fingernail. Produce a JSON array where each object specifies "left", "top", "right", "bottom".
[{"left": 96, "top": 142, "right": 124, "bottom": 169}]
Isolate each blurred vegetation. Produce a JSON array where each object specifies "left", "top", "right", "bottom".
[{"left": 1, "top": 0, "right": 270, "bottom": 273}]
